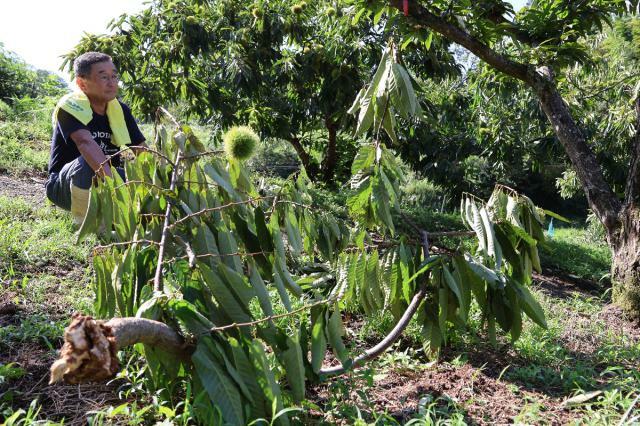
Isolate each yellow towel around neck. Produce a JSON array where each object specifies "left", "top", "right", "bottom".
[{"left": 52, "top": 92, "right": 131, "bottom": 147}]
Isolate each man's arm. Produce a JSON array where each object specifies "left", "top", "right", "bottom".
[{"left": 69, "top": 129, "right": 113, "bottom": 178}]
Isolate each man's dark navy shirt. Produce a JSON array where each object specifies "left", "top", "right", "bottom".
[{"left": 48, "top": 101, "right": 145, "bottom": 174}]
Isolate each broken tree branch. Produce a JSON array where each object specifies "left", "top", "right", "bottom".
[
  {"left": 319, "top": 230, "right": 432, "bottom": 377},
  {"left": 153, "top": 151, "right": 182, "bottom": 293},
  {"left": 49, "top": 314, "right": 189, "bottom": 385}
]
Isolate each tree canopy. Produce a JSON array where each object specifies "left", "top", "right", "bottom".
[
  {"left": 342, "top": 0, "right": 640, "bottom": 315},
  {"left": 0, "top": 43, "right": 67, "bottom": 104}
]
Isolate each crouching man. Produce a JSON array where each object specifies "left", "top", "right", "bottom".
[{"left": 46, "top": 51, "right": 146, "bottom": 225}]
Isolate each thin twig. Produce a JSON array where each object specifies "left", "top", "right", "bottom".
[
  {"left": 125, "top": 145, "right": 176, "bottom": 166},
  {"left": 162, "top": 250, "right": 272, "bottom": 264},
  {"left": 493, "top": 184, "right": 520, "bottom": 197},
  {"left": 181, "top": 150, "right": 225, "bottom": 159},
  {"left": 114, "top": 180, "right": 165, "bottom": 192},
  {"left": 275, "top": 200, "right": 317, "bottom": 211},
  {"left": 428, "top": 230, "right": 475, "bottom": 238},
  {"left": 168, "top": 197, "right": 268, "bottom": 228},
  {"left": 140, "top": 213, "right": 167, "bottom": 218},
  {"left": 154, "top": 151, "right": 183, "bottom": 292},
  {"left": 157, "top": 106, "right": 181, "bottom": 129},
  {"left": 94, "top": 239, "right": 161, "bottom": 251},
  {"left": 206, "top": 297, "right": 334, "bottom": 334},
  {"left": 461, "top": 191, "right": 487, "bottom": 203}
]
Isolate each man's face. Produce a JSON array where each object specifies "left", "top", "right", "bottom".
[{"left": 76, "top": 60, "right": 119, "bottom": 103}]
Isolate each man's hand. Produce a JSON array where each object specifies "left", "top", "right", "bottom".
[
  {"left": 131, "top": 141, "right": 149, "bottom": 157},
  {"left": 69, "top": 129, "right": 113, "bottom": 178}
]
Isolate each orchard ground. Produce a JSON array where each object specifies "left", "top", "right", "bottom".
[{"left": 0, "top": 170, "right": 638, "bottom": 425}]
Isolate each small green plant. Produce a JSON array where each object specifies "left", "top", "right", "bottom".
[
  {"left": 0, "top": 399, "right": 63, "bottom": 426},
  {"left": 0, "top": 363, "right": 26, "bottom": 384},
  {"left": 0, "top": 99, "right": 11, "bottom": 120},
  {"left": 401, "top": 177, "right": 446, "bottom": 211},
  {"left": 0, "top": 96, "right": 58, "bottom": 175},
  {"left": 585, "top": 210, "right": 606, "bottom": 242},
  {"left": 556, "top": 168, "right": 581, "bottom": 200},
  {"left": 0, "top": 195, "right": 92, "bottom": 277},
  {"left": 406, "top": 395, "right": 467, "bottom": 425},
  {"left": 0, "top": 314, "right": 66, "bottom": 350}
]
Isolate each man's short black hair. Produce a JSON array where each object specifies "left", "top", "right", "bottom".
[{"left": 74, "top": 52, "right": 113, "bottom": 78}]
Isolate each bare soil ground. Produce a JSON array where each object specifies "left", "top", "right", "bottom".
[
  {"left": 1, "top": 173, "right": 639, "bottom": 424},
  {"left": 0, "top": 290, "right": 127, "bottom": 425},
  {"left": 0, "top": 174, "right": 47, "bottom": 206}
]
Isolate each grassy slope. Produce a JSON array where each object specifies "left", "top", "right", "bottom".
[
  {"left": 539, "top": 227, "right": 612, "bottom": 281},
  {"left": 0, "top": 196, "right": 96, "bottom": 424},
  {"left": 0, "top": 98, "right": 55, "bottom": 177}
]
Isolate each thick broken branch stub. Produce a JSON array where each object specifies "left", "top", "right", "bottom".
[
  {"left": 49, "top": 313, "right": 119, "bottom": 385},
  {"left": 49, "top": 313, "right": 188, "bottom": 385}
]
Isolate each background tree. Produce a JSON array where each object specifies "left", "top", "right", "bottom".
[
  {"left": 0, "top": 43, "right": 67, "bottom": 103},
  {"left": 394, "top": 73, "right": 565, "bottom": 205},
  {"left": 63, "top": 0, "right": 459, "bottom": 184}
]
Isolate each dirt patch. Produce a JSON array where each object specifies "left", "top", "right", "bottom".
[
  {"left": 0, "top": 341, "right": 125, "bottom": 425},
  {"left": 308, "top": 273, "right": 640, "bottom": 423},
  {"left": 0, "top": 289, "right": 124, "bottom": 425},
  {"left": 374, "top": 364, "right": 574, "bottom": 424},
  {"left": 0, "top": 173, "right": 48, "bottom": 206},
  {"left": 598, "top": 304, "right": 640, "bottom": 341},
  {"left": 534, "top": 273, "right": 640, "bottom": 359},
  {"left": 0, "top": 290, "right": 19, "bottom": 318},
  {"left": 311, "top": 363, "right": 575, "bottom": 425}
]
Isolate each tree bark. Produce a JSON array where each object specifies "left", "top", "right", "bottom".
[
  {"left": 528, "top": 67, "right": 622, "bottom": 235},
  {"left": 625, "top": 98, "right": 640, "bottom": 208},
  {"left": 611, "top": 206, "right": 640, "bottom": 317},
  {"left": 321, "top": 116, "right": 338, "bottom": 183},
  {"left": 288, "top": 136, "right": 318, "bottom": 180}
]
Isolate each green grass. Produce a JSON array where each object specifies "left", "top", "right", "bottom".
[
  {"left": 0, "top": 194, "right": 97, "bottom": 424},
  {"left": 539, "top": 227, "right": 611, "bottom": 281},
  {"left": 0, "top": 127, "right": 50, "bottom": 176},
  {"left": 505, "top": 288, "right": 640, "bottom": 420},
  {"left": 0, "top": 196, "right": 93, "bottom": 278},
  {"left": 0, "top": 97, "right": 55, "bottom": 176},
  {"left": 0, "top": 196, "right": 94, "bottom": 352}
]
